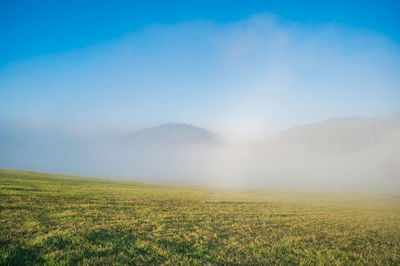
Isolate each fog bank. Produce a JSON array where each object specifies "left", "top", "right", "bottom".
[{"left": 1, "top": 115, "right": 399, "bottom": 192}]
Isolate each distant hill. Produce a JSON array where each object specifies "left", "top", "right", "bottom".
[
  {"left": 124, "top": 123, "right": 218, "bottom": 146},
  {"left": 271, "top": 115, "right": 400, "bottom": 153}
]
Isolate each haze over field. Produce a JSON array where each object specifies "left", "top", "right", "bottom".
[
  {"left": 1, "top": 115, "right": 399, "bottom": 191},
  {"left": 0, "top": 1, "right": 399, "bottom": 191}
]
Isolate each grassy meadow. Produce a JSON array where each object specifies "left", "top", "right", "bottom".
[{"left": 1, "top": 168, "right": 400, "bottom": 265}]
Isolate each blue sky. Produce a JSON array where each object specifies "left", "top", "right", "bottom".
[
  {"left": 1, "top": 0, "right": 400, "bottom": 139},
  {"left": 1, "top": 0, "right": 400, "bottom": 66}
]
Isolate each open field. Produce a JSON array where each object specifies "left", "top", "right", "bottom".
[{"left": 1, "top": 168, "right": 400, "bottom": 265}]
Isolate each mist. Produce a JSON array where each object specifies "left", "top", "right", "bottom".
[
  {"left": 1, "top": 115, "right": 399, "bottom": 192},
  {"left": 1, "top": 14, "right": 400, "bottom": 192}
]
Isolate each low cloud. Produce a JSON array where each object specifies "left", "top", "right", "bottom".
[{"left": 1, "top": 116, "right": 399, "bottom": 192}]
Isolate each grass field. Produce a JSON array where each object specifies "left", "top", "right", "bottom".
[{"left": 1, "top": 168, "right": 400, "bottom": 265}]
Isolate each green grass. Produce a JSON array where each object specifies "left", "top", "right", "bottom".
[{"left": 1, "top": 168, "right": 400, "bottom": 265}]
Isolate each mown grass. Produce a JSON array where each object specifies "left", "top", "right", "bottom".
[{"left": 1, "top": 168, "right": 400, "bottom": 265}]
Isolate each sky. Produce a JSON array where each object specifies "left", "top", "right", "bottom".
[{"left": 1, "top": 0, "right": 400, "bottom": 140}]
